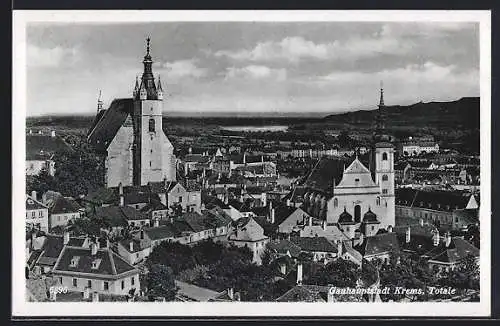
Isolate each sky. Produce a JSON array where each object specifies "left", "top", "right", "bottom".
[{"left": 26, "top": 21, "right": 480, "bottom": 117}]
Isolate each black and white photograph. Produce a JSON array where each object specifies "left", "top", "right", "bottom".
[{"left": 12, "top": 10, "right": 491, "bottom": 317}]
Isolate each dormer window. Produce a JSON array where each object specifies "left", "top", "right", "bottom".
[
  {"left": 91, "top": 258, "right": 102, "bottom": 270},
  {"left": 70, "top": 256, "right": 81, "bottom": 267}
]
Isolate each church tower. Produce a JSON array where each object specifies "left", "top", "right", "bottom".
[
  {"left": 372, "top": 83, "right": 395, "bottom": 228},
  {"left": 132, "top": 38, "right": 174, "bottom": 186}
]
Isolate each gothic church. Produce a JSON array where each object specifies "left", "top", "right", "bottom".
[{"left": 88, "top": 38, "right": 176, "bottom": 187}]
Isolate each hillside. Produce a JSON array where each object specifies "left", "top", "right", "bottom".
[{"left": 323, "top": 97, "right": 480, "bottom": 130}]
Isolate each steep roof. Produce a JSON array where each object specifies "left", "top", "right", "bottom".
[
  {"left": 94, "top": 205, "right": 146, "bottom": 226},
  {"left": 301, "top": 157, "right": 349, "bottom": 195},
  {"left": 396, "top": 188, "right": 475, "bottom": 212},
  {"left": 354, "top": 232, "right": 400, "bottom": 257},
  {"left": 267, "top": 239, "right": 302, "bottom": 258},
  {"left": 52, "top": 246, "right": 137, "bottom": 278},
  {"left": 424, "top": 237, "right": 479, "bottom": 264},
  {"left": 144, "top": 225, "right": 177, "bottom": 241},
  {"left": 26, "top": 195, "right": 47, "bottom": 210},
  {"left": 50, "top": 196, "right": 82, "bottom": 214},
  {"left": 229, "top": 217, "right": 268, "bottom": 242},
  {"left": 87, "top": 98, "right": 134, "bottom": 152},
  {"left": 291, "top": 237, "right": 338, "bottom": 253},
  {"left": 26, "top": 134, "right": 73, "bottom": 160}
]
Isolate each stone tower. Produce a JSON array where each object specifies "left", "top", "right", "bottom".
[{"left": 132, "top": 38, "right": 174, "bottom": 186}]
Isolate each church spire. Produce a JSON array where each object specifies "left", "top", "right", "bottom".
[
  {"left": 379, "top": 81, "right": 385, "bottom": 107},
  {"left": 97, "top": 90, "right": 103, "bottom": 113},
  {"left": 157, "top": 74, "right": 163, "bottom": 91},
  {"left": 139, "top": 37, "right": 157, "bottom": 100}
]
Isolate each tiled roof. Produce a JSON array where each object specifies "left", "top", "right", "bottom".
[
  {"left": 140, "top": 201, "right": 168, "bottom": 213},
  {"left": 35, "top": 234, "right": 88, "bottom": 267},
  {"left": 291, "top": 237, "right": 337, "bottom": 253},
  {"left": 267, "top": 239, "right": 302, "bottom": 258},
  {"left": 354, "top": 232, "right": 400, "bottom": 257},
  {"left": 424, "top": 237, "right": 479, "bottom": 264},
  {"left": 87, "top": 98, "right": 134, "bottom": 152},
  {"left": 396, "top": 188, "right": 474, "bottom": 211},
  {"left": 302, "top": 157, "right": 348, "bottom": 195},
  {"left": 184, "top": 154, "right": 210, "bottom": 163},
  {"left": 26, "top": 134, "right": 73, "bottom": 160},
  {"left": 53, "top": 246, "right": 137, "bottom": 278},
  {"left": 26, "top": 195, "right": 47, "bottom": 210},
  {"left": 50, "top": 196, "right": 82, "bottom": 214},
  {"left": 229, "top": 217, "right": 268, "bottom": 242},
  {"left": 182, "top": 212, "right": 212, "bottom": 233},
  {"left": 275, "top": 285, "right": 326, "bottom": 302},
  {"left": 95, "top": 205, "right": 146, "bottom": 226},
  {"left": 144, "top": 225, "right": 177, "bottom": 241},
  {"left": 174, "top": 280, "right": 222, "bottom": 302}
]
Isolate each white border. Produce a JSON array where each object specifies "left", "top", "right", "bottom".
[{"left": 12, "top": 10, "right": 491, "bottom": 317}]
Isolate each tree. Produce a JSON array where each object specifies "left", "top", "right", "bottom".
[
  {"left": 309, "top": 258, "right": 359, "bottom": 287},
  {"left": 146, "top": 264, "right": 177, "bottom": 301},
  {"left": 146, "top": 242, "right": 196, "bottom": 275},
  {"left": 26, "top": 168, "right": 57, "bottom": 195}
]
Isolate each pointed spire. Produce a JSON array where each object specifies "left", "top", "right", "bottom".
[
  {"left": 146, "top": 37, "right": 151, "bottom": 56},
  {"left": 157, "top": 74, "right": 163, "bottom": 91},
  {"left": 379, "top": 80, "right": 385, "bottom": 107},
  {"left": 97, "top": 90, "right": 103, "bottom": 112}
]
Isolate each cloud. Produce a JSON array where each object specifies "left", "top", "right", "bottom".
[
  {"left": 213, "top": 35, "right": 413, "bottom": 63},
  {"left": 154, "top": 59, "right": 207, "bottom": 79},
  {"left": 224, "top": 65, "right": 287, "bottom": 81},
  {"left": 27, "top": 44, "right": 80, "bottom": 68}
]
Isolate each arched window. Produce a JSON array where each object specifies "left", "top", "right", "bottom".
[
  {"left": 382, "top": 174, "right": 388, "bottom": 181},
  {"left": 382, "top": 152, "right": 388, "bottom": 161},
  {"left": 376, "top": 197, "right": 381, "bottom": 206},
  {"left": 354, "top": 205, "right": 361, "bottom": 223},
  {"left": 333, "top": 198, "right": 338, "bottom": 208},
  {"left": 149, "top": 118, "right": 155, "bottom": 132}
]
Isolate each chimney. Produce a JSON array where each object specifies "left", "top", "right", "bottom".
[
  {"left": 38, "top": 130, "right": 42, "bottom": 135},
  {"left": 308, "top": 216, "right": 312, "bottom": 226},
  {"left": 31, "top": 190, "right": 37, "bottom": 201},
  {"left": 154, "top": 219, "right": 159, "bottom": 227},
  {"left": 322, "top": 220, "right": 327, "bottom": 231},
  {"left": 286, "top": 199, "right": 291, "bottom": 207},
  {"left": 296, "top": 263, "right": 303, "bottom": 285},
  {"left": 91, "top": 243, "right": 98, "bottom": 256},
  {"left": 270, "top": 208, "right": 275, "bottom": 224},
  {"left": 51, "top": 130, "right": 56, "bottom": 137},
  {"left": 419, "top": 218, "right": 424, "bottom": 227},
  {"left": 227, "top": 288, "right": 234, "bottom": 300},
  {"left": 119, "top": 182, "right": 124, "bottom": 206},
  {"left": 433, "top": 230, "right": 440, "bottom": 246},
  {"left": 106, "top": 238, "right": 110, "bottom": 249},
  {"left": 387, "top": 225, "right": 393, "bottom": 233},
  {"left": 445, "top": 232, "right": 452, "bottom": 248},
  {"left": 189, "top": 147, "right": 192, "bottom": 154},
  {"left": 29, "top": 129, "right": 32, "bottom": 134},
  {"left": 63, "top": 231, "right": 70, "bottom": 245},
  {"left": 280, "top": 263, "right": 287, "bottom": 275},
  {"left": 405, "top": 226, "right": 411, "bottom": 243},
  {"left": 129, "top": 241, "right": 134, "bottom": 252},
  {"left": 83, "top": 287, "right": 90, "bottom": 300},
  {"left": 243, "top": 153, "right": 247, "bottom": 165},
  {"left": 92, "top": 291, "right": 99, "bottom": 302},
  {"left": 337, "top": 240, "right": 342, "bottom": 257},
  {"left": 140, "top": 230, "right": 144, "bottom": 240}
]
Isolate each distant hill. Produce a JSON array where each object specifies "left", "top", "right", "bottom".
[{"left": 323, "top": 97, "right": 480, "bottom": 130}]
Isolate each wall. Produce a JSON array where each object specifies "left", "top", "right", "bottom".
[
  {"left": 57, "top": 273, "right": 140, "bottom": 296},
  {"left": 26, "top": 208, "right": 49, "bottom": 233},
  {"left": 395, "top": 205, "right": 453, "bottom": 228},
  {"left": 106, "top": 124, "right": 134, "bottom": 188},
  {"left": 49, "top": 212, "right": 82, "bottom": 230}
]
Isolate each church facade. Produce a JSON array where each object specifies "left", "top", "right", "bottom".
[
  {"left": 87, "top": 38, "right": 176, "bottom": 188},
  {"left": 290, "top": 86, "right": 395, "bottom": 236}
]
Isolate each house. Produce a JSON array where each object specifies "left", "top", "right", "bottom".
[
  {"left": 174, "top": 280, "right": 233, "bottom": 302},
  {"left": 26, "top": 130, "right": 72, "bottom": 176},
  {"left": 117, "top": 229, "right": 152, "bottom": 265},
  {"left": 140, "top": 200, "right": 169, "bottom": 221},
  {"left": 422, "top": 232, "right": 479, "bottom": 273},
  {"left": 143, "top": 224, "right": 177, "bottom": 248},
  {"left": 395, "top": 188, "right": 479, "bottom": 231},
  {"left": 228, "top": 217, "right": 270, "bottom": 264},
  {"left": 47, "top": 195, "right": 84, "bottom": 231},
  {"left": 52, "top": 242, "right": 140, "bottom": 296},
  {"left": 353, "top": 232, "right": 400, "bottom": 263},
  {"left": 163, "top": 181, "right": 202, "bottom": 214},
  {"left": 93, "top": 205, "right": 148, "bottom": 234},
  {"left": 25, "top": 193, "right": 49, "bottom": 233},
  {"left": 290, "top": 237, "right": 339, "bottom": 263},
  {"left": 28, "top": 232, "right": 90, "bottom": 274}
]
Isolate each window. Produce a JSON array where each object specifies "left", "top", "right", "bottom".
[
  {"left": 136, "top": 253, "right": 139, "bottom": 258},
  {"left": 39, "top": 211, "right": 43, "bottom": 217},
  {"left": 150, "top": 161, "right": 152, "bottom": 167},
  {"left": 91, "top": 259, "right": 102, "bottom": 270},
  {"left": 333, "top": 198, "right": 338, "bottom": 207},
  {"left": 178, "top": 196, "right": 183, "bottom": 203},
  {"left": 59, "top": 277, "right": 63, "bottom": 284},
  {"left": 382, "top": 174, "right": 388, "bottom": 181},
  {"left": 87, "top": 280, "right": 92, "bottom": 289},
  {"left": 103, "top": 281, "right": 109, "bottom": 291},
  {"left": 382, "top": 152, "right": 388, "bottom": 161},
  {"left": 32, "top": 212, "right": 35, "bottom": 217},
  {"left": 455, "top": 217, "right": 458, "bottom": 223},
  {"left": 354, "top": 205, "right": 361, "bottom": 223},
  {"left": 371, "top": 226, "right": 375, "bottom": 231},
  {"left": 376, "top": 197, "right": 380, "bottom": 206},
  {"left": 121, "top": 280, "right": 125, "bottom": 290},
  {"left": 355, "top": 178, "right": 360, "bottom": 182},
  {"left": 131, "top": 277, "right": 135, "bottom": 286},
  {"left": 72, "top": 278, "right": 77, "bottom": 287},
  {"left": 382, "top": 189, "right": 388, "bottom": 194},
  {"left": 149, "top": 118, "right": 155, "bottom": 132}
]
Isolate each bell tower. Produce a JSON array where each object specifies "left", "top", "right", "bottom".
[{"left": 132, "top": 37, "right": 165, "bottom": 186}]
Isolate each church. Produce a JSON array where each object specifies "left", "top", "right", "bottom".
[
  {"left": 287, "top": 86, "right": 395, "bottom": 236},
  {"left": 87, "top": 38, "right": 176, "bottom": 187}
]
